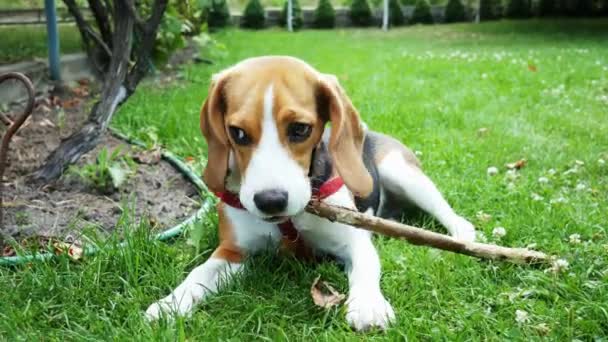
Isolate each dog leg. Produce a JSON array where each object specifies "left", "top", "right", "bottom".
[
  {"left": 145, "top": 245, "right": 243, "bottom": 321},
  {"left": 378, "top": 151, "right": 476, "bottom": 242},
  {"left": 344, "top": 229, "right": 395, "bottom": 331}
]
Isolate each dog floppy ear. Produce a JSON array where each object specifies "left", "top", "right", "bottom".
[
  {"left": 317, "top": 74, "right": 372, "bottom": 198},
  {"left": 200, "top": 72, "right": 232, "bottom": 193}
]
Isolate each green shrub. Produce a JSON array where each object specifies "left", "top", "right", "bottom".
[
  {"left": 411, "top": 0, "right": 433, "bottom": 23},
  {"left": 444, "top": 0, "right": 466, "bottom": 22},
  {"left": 479, "top": 0, "right": 499, "bottom": 19},
  {"left": 314, "top": 0, "right": 336, "bottom": 28},
  {"left": 208, "top": 0, "right": 231, "bottom": 28},
  {"left": 279, "top": 0, "right": 303, "bottom": 29},
  {"left": 538, "top": 0, "right": 556, "bottom": 16},
  {"left": 241, "top": 0, "right": 266, "bottom": 29},
  {"left": 389, "top": 0, "right": 405, "bottom": 26},
  {"left": 400, "top": 0, "right": 416, "bottom": 5},
  {"left": 350, "top": 0, "right": 373, "bottom": 26},
  {"left": 506, "top": 0, "right": 531, "bottom": 18}
]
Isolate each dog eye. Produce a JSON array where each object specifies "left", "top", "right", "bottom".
[
  {"left": 287, "top": 123, "right": 312, "bottom": 143},
  {"left": 228, "top": 126, "right": 251, "bottom": 145}
]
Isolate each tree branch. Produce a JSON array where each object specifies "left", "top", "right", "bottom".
[
  {"left": 0, "top": 73, "right": 35, "bottom": 231},
  {"left": 87, "top": 0, "right": 113, "bottom": 48},
  {"left": 125, "top": 0, "right": 169, "bottom": 94},
  {"left": 306, "top": 201, "right": 549, "bottom": 264},
  {"left": 125, "top": 0, "right": 145, "bottom": 28}
]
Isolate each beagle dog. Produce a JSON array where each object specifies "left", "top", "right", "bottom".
[{"left": 145, "top": 56, "right": 476, "bottom": 330}]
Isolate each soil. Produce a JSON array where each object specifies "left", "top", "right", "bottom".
[{"left": 0, "top": 79, "right": 200, "bottom": 251}]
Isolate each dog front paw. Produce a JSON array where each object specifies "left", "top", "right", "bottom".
[
  {"left": 144, "top": 293, "right": 194, "bottom": 321},
  {"left": 346, "top": 291, "right": 395, "bottom": 331},
  {"left": 447, "top": 216, "right": 476, "bottom": 242}
]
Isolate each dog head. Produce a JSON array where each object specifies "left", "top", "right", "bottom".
[{"left": 200, "top": 56, "right": 372, "bottom": 221}]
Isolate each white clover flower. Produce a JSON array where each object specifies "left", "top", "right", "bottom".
[
  {"left": 476, "top": 211, "right": 492, "bottom": 222},
  {"left": 550, "top": 196, "right": 568, "bottom": 204},
  {"left": 575, "top": 183, "right": 586, "bottom": 191},
  {"left": 599, "top": 159, "right": 605, "bottom": 166},
  {"left": 575, "top": 160, "right": 585, "bottom": 166},
  {"left": 482, "top": 73, "right": 488, "bottom": 79},
  {"left": 531, "top": 193, "right": 544, "bottom": 201},
  {"left": 487, "top": 166, "right": 499, "bottom": 176},
  {"left": 415, "top": 150, "right": 423, "bottom": 157},
  {"left": 538, "top": 177, "right": 549, "bottom": 184},
  {"left": 476, "top": 231, "right": 488, "bottom": 243},
  {"left": 548, "top": 168, "right": 557, "bottom": 175},
  {"left": 569, "top": 234, "right": 581, "bottom": 244},
  {"left": 548, "top": 258, "right": 570, "bottom": 273},
  {"left": 492, "top": 227, "right": 507, "bottom": 238},
  {"left": 515, "top": 310, "right": 530, "bottom": 324},
  {"left": 506, "top": 169, "right": 519, "bottom": 181},
  {"left": 507, "top": 182, "right": 516, "bottom": 191}
]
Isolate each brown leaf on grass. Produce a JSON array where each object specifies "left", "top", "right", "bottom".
[
  {"left": 72, "top": 86, "right": 90, "bottom": 98},
  {"left": 61, "top": 98, "right": 81, "bottom": 109},
  {"left": 2, "top": 245, "right": 16, "bottom": 257},
  {"left": 39, "top": 118, "right": 56, "bottom": 128},
  {"left": 53, "top": 242, "right": 83, "bottom": 261},
  {"left": 528, "top": 64, "right": 537, "bottom": 72},
  {"left": 77, "top": 78, "right": 90, "bottom": 86},
  {"left": 505, "top": 159, "right": 527, "bottom": 170},
  {"left": 134, "top": 147, "right": 161, "bottom": 165},
  {"left": 184, "top": 156, "right": 195, "bottom": 164},
  {"left": 310, "top": 275, "right": 345, "bottom": 309},
  {"left": 477, "top": 127, "right": 489, "bottom": 137}
]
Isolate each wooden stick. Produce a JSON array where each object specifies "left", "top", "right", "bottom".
[{"left": 306, "top": 201, "right": 549, "bottom": 264}]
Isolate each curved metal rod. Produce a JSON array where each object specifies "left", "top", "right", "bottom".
[{"left": 0, "top": 72, "right": 36, "bottom": 230}]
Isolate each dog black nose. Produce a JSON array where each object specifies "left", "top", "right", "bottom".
[{"left": 253, "top": 189, "right": 288, "bottom": 214}]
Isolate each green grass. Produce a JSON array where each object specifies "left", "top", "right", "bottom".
[
  {"left": 2, "top": 19, "right": 608, "bottom": 340},
  {"left": 0, "top": 24, "right": 82, "bottom": 64}
]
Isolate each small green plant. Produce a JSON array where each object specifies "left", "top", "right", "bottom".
[
  {"left": 279, "top": 0, "right": 304, "bottom": 30},
  {"left": 314, "top": 0, "right": 336, "bottom": 28},
  {"left": 411, "top": 0, "right": 433, "bottom": 23},
  {"left": 389, "top": 0, "right": 405, "bottom": 26},
  {"left": 444, "top": 0, "right": 466, "bottom": 22},
  {"left": 241, "top": 0, "right": 266, "bottom": 29},
  {"left": 68, "top": 147, "right": 136, "bottom": 195},
  {"left": 350, "top": 0, "right": 373, "bottom": 26},
  {"left": 208, "top": 0, "right": 231, "bottom": 29},
  {"left": 15, "top": 211, "right": 30, "bottom": 227}
]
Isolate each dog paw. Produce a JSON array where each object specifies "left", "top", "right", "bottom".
[
  {"left": 447, "top": 216, "right": 476, "bottom": 242},
  {"left": 144, "top": 293, "right": 194, "bottom": 322},
  {"left": 346, "top": 291, "right": 395, "bottom": 331}
]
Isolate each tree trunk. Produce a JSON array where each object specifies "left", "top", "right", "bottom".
[
  {"left": 32, "top": 0, "right": 168, "bottom": 183},
  {"left": 287, "top": 0, "right": 293, "bottom": 32},
  {"left": 382, "top": 0, "right": 389, "bottom": 31}
]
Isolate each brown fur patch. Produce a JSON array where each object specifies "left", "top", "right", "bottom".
[{"left": 211, "top": 203, "right": 244, "bottom": 263}]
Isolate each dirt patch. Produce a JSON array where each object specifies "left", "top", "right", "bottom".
[{"left": 1, "top": 80, "right": 200, "bottom": 251}]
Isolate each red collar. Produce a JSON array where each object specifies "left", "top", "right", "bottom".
[{"left": 213, "top": 177, "right": 344, "bottom": 241}]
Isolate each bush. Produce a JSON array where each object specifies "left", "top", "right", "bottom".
[
  {"left": 389, "top": 0, "right": 405, "bottom": 26},
  {"left": 314, "top": 0, "right": 336, "bottom": 28},
  {"left": 479, "top": 0, "right": 499, "bottom": 19},
  {"left": 279, "top": 0, "right": 303, "bottom": 29},
  {"left": 506, "top": 0, "right": 531, "bottom": 18},
  {"left": 537, "top": 0, "right": 556, "bottom": 16},
  {"left": 208, "top": 0, "right": 231, "bottom": 28},
  {"left": 241, "top": 0, "right": 265, "bottom": 29},
  {"left": 350, "top": 0, "right": 373, "bottom": 26},
  {"left": 444, "top": 0, "right": 466, "bottom": 22},
  {"left": 410, "top": 0, "right": 433, "bottom": 23}
]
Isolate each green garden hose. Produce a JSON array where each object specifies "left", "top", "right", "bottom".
[{"left": 0, "top": 129, "right": 214, "bottom": 266}]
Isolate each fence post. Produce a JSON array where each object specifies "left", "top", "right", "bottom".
[{"left": 44, "top": 0, "right": 61, "bottom": 81}]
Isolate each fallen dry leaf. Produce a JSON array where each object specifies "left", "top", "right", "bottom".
[
  {"left": 505, "top": 159, "right": 527, "bottom": 170},
  {"left": 310, "top": 275, "right": 345, "bottom": 309},
  {"left": 528, "top": 64, "right": 537, "bottom": 72},
  {"left": 72, "top": 86, "right": 90, "bottom": 98},
  {"left": 2, "top": 245, "right": 16, "bottom": 257},
  {"left": 184, "top": 156, "right": 195, "bottom": 164},
  {"left": 134, "top": 147, "right": 161, "bottom": 165},
  {"left": 60, "top": 98, "right": 81, "bottom": 109},
  {"left": 53, "top": 242, "right": 84, "bottom": 261},
  {"left": 77, "top": 78, "right": 90, "bottom": 86},
  {"left": 477, "top": 127, "right": 489, "bottom": 137},
  {"left": 39, "top": 118, "right": 56, "bottom": 128}
]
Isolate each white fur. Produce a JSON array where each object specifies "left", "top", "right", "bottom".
[
  {"left": 377, "top": 151, "right": 476, "bottom": 242},
  {"left": 145, "top": 257, "right": 242, "bottom": 320},
  {"left": 239, "top": 84, "right": 311, "bottom": 217}
]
